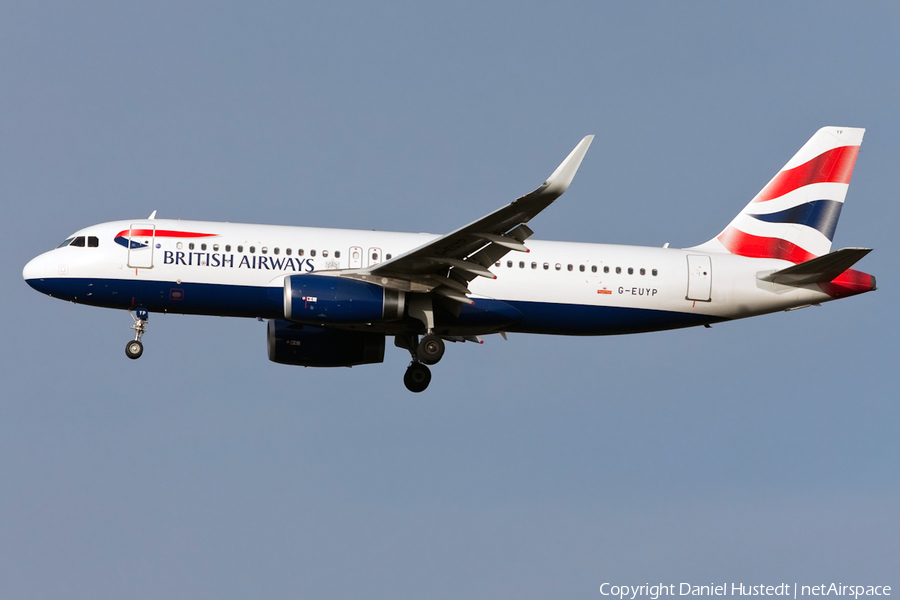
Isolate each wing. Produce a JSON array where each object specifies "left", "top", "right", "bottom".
[{"left": 340, "top": 136, "right": 594, "bottom": 303}]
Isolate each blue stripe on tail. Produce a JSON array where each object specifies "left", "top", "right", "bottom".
[{"left": 749, "top": 200, "right": 843, "bottom": 241}]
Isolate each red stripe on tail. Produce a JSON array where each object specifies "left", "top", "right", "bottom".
[
  {"left": 717, "top": 226, "right": 817, "bottom": 263},
  {"left": 753, "top": 145, "right": 859, "bottom": 203}
]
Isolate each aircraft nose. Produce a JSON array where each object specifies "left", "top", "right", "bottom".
[{"left": 23, "top": 252, "right": 52, "bottom": 286}]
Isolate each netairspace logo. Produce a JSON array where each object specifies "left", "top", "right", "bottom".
[{"left": 599, "top": 584, "right": 891, "bottom": 600}]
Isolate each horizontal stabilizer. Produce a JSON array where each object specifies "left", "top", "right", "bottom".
[{"left": 758, "top": 247, "right": 872, "bottom": 285}]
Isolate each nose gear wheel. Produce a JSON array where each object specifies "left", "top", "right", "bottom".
[
  {"left": 125, "top": 340, "right": 143, "bottom": 359},
  {"left": 126, "top": 309, "right": 148, "bottom": 360}
]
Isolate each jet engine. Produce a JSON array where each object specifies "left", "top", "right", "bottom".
[
  {"left": 283, "top": 274, "right": 404, "bottom": 324},
  {"left": 267, "top": 319, "right": 385, "bottom": 367}
]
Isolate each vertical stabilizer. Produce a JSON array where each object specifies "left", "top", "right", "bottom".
[{"left": 693, "top": 127, "right": 864, "bottom": 263}]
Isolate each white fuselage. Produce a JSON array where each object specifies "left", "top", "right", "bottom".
[{"left": 23, "top": 218, "right": 841, "bottom": 336}]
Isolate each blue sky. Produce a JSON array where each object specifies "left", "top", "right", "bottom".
[{"left": 2, "top": 2, "right": 897, "bottom": 598}]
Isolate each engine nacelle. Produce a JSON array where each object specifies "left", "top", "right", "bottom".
[
  {"left": 267, "top": 319, "right": 385, "bottom": 367},
  {"left": 284, "top": 274, "right": 404, "bottom": 324}
]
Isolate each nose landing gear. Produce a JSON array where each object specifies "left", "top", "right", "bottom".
[{"left": 126, "top": 308, "right": 148, "bottom": 360}]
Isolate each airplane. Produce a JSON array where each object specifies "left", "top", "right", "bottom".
[{"left": 23, "top": 127, "right": 875, "bottom": 392}]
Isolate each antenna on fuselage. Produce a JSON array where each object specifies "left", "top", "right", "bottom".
[{"left": 148, "top": 210, "right": 157, "bottom": 220}]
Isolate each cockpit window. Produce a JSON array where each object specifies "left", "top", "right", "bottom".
[
  {"left": 88, "top": 236, "right": 99, "bottom": 247},
  {"left": 70, "top": 236, "right": 86, "bottom": 247},
  {"left": 57, "top": 237, "right": 75, "bottom": 248}
]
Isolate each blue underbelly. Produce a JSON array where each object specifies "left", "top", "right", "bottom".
[{"left": 25, "top": 277, "right": 723, "bottom": 334}]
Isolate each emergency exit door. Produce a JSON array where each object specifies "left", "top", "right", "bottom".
[{"left": 349, "top": 246, "right": 363, "bottom": 268}]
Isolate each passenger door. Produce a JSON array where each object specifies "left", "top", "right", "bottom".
[
  {"left": 686, "top": 255, "right": 712, "bottom": 301},
  {"left": 127, "top": 224, "right": 155, "bottom": 269},
  {"left": 349, "top": 246, "right": 363, "bottom": 269}
]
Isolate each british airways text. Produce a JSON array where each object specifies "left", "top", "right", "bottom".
[{"left": 163, "top": 251, "right": 315, "bottom": 272}]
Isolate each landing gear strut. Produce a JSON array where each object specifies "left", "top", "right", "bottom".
[{"left": 126, "top": 308, "right": 148, "bottom": 360}]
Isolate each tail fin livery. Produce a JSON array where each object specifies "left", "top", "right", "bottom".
[{"left": 695, "top": 127, "right": 865, "bottom": 263}]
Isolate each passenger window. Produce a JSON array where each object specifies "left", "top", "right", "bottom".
[
  {"left": 652, "top": 269, "right": 658, "bottom": 276},
  {"left": 249, "top": 246, "right": 256, "bottom": 254},
  {"left": 177, "top": 242, "right": 184, "bottom": 250},
  {"left": 285, "top": 248, "right": 292, "bottom": 255},
  {"left": 274, "top": 247, "right": 280, "bottom": 255},
  {"left": 213, "top": 244, "right": 219, "bottom": 251},
  {"left": 640, "top": 268, "right": 646, "bottom": 275},
  {"left": 88, "top": 236, "right": 99, "bottom": 247},
  {"left": 531, "top": 262, "right": 537, "bottom": 269},
  {"left": 323, "top": 250, "right": 329, "bottom": 257},
  {"left": 604, "top": 266, "right": 609, "bottom": 273},
  {"left": 543, "top": 263, "right": 549, "bottom": 270},
  {"left": 57, "top": 237, "right": 75, "bottom": 248},
  {"left": 298, "top": 249, "right": 304, "bottom": 256},
  {"left": 310, "top": 249, "right": 316, "bottom": 257},
  {"left": 579, "top": 265, "right": 585, "bottom": 272},
  {"left": 507, "top": 260, "right": 513, "bottom": 268},
  {"left": 261, "top": 247, "right": 268, "bottom": 254},
  {"left": 237, "top": 245, "right": 243, "bottom": 253},
  {"left": 591, "top": 265, "right": 597, "bottom": 273},
  {"left": 495, "top": 261, "right": 501, "bottom": 267},
  {"left": 336, "top": 251, "right": 342, "bottom": 258},
  {"left": 201, "top": 243, "right": 207, "bottom": 251},
  {"left": 555, "top": 263, "right": 561, "bottom": 271},
  {"left": 189, "top": 243, "right": 195, "bottom": 250},
  {"left": 615, "top": 267, "right": 621, "bottom": 274},
  {"left": 567, "top": 264, "right": 573, "bottom": 271},
  {"left": 628, "top": 267, "right": 634, "bottom": 275},
  {"left": 519, "top": 261, "right": 525, "bottom": 268},
  {"left": 383, "top": 253, "right": 389, "bottom": 259},
  {"left": 70, "top": 236, "right": 85, "bottom": 247},
  {"left": 225, "top": 245, "right": 231, "bottom": 252}
]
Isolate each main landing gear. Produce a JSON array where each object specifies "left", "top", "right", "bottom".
[
  {"left": 396, "top": 333, "right": 446, "bottom": 392},
  {"left": 403, "top": 362, "right": 432, "bottom": 393},
  {"left": 417, "top": 333, "right": 445, "bottom": 365},
  {"left": 126, "top": 308, "right": 149, "bottom": 360}
]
